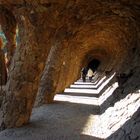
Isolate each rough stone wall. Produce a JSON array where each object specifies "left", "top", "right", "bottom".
[
  {"left": 0, "top": 12, "right": 53, "bottom": 129},
  {"left": 91, "top": 20, "right": 140, "bottom": 139},
  {"left": 92, "top": 87, "right": 140, "bottom": 140}
]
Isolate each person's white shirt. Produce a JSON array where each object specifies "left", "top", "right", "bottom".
[{"left": 87, "top": 69, "right": 93, "bottom": 77}]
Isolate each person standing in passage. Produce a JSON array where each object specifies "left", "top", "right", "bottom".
[
  {"left": 81, "top": 67, "right": 88, "bottom": 82},
  {"left": 87, "top": 68, "right": 94, "bottom": 82}
]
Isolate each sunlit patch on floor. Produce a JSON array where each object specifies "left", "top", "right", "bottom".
[{"left": 55, "top": 94, "right": 99, "bottom": 106}]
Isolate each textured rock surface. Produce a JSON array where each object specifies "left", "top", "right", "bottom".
[{"left": 93, "top": 89, "right": 140, "bottom": 140}]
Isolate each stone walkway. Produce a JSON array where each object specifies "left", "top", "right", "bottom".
[
  {"left": 0, "top": 76, "right": 140, "bottom": 140},
  {"left": 0, "top": 78, "right": 102, "bottom": 140}
]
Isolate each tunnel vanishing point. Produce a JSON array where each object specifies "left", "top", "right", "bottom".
[{"left": 0, "top": 0, "right": 140, "bottom": 139}]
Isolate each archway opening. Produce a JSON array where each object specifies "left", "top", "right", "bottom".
[{"left": 87, "top": 59, "right": 101, "bottom": 72}]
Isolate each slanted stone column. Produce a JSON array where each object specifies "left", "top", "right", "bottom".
[
  {"left": 0, "top": 15, "right": 50, "bottom": 129},
  {"left": 36, "top": 38, "right": 68, "bottom": 106}
]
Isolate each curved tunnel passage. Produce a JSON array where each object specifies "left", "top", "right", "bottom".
[
  {"left": 0, "top": 1, "right": 139, "bottom": 140},
  {"left": 61, "top": 14, "right": 136, "bottom": 87}
]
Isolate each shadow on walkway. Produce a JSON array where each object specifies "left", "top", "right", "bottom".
[{"left": 0, "top": 100, "right": 102, "bottom": 140}]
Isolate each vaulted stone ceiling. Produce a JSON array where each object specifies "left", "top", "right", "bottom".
[{"left": 0, "top": 0, "right": 140, "bottom": 130}]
